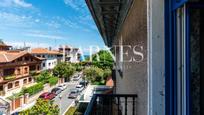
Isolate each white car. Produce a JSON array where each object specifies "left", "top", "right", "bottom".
[
  {"left": 76, "top": 85, "right": 84, "bottom": 92},
  {"left": 57, "top": 83, "right": 67, "bottom": 90},
  {"left": 72, "top": 75, "right": 81, "bottom": 81}
]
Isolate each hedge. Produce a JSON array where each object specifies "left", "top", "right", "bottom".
[
  {"left": 65, "top": 107, "right": 76, "bottom": 115},
  {"left": 48, "top": 77, "right": 58, "bottom": 86},
  {"left": 22, "top": 83, "right": 44, "bottom": 96}
]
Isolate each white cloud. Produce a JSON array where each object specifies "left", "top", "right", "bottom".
[
  {"left": 35, "top": 19, "right": 40, "bottom": 22},
  {"left": 13, "top": 0, "right": 32, "bottom": 8},
  {"left": 64, "top": 0, "right": 86, "bottom": 11},
  {"left": 0, "top": 0, "right": 32, "bottom": 8},
  {"left": 25, "top": 33, "right": 66, "bottom": 40}
]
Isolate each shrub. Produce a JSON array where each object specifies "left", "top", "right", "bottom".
[
  {"left": 35, "top": 71, "right": 52, "bottom": 83},
  {"left": 19, "top": 99, "right": 59, "bottom": 115},
  {"left": 48, "top": 77, "right": 58, "bottom": 86},
  {"left": 65, "top": 107, "right": 76, "bottom": 115},
  {"left": 21, "top": 83, "right": 44, "bottom": 96}
]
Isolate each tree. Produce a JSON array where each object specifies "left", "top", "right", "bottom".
[
  {"left": 90, "top": 50, "right": 114, "bottom": 69},
  {"left": 35, "top": 71, "right": 52, "bottom": 83},
  {"left": 53, "top": 62, "right": 76, "bottom": 81},
  {"left": 83, "top": 66, "right": 104, "bottom": 84},
  {"left": 19, "top": 99, "right": 59, "bottom": 115}
]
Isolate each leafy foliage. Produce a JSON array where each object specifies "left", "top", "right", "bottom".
[
  {"left": 53, "top": 62, "right": 76, "bottom": 80},
  {"left": 83, "top": 66, "right": 112, "bottom": 85},
  {"left": 21, "top": 83, "right": 44, "bottom": 96},
  {"left": 65, "top": 107, "right": 76, "bottom": 115},
  {"left": 19, "top": 99, "right": 59, "bottom": 115},
  {"left": 72, "top": 63, "right": 83, "bottom": 72},
  {"left": 48, "top": 77, "right": 58, "bottom": 86},
  {"left": 90, "top": 50, "right": 114, "bottom": 69},
  {"left": 35, "top": 71, "right": 52, "bottom": 83}
]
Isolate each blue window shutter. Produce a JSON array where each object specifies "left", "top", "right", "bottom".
[{"left": 172, "top": 0, "right": 188, "bottom": 10}]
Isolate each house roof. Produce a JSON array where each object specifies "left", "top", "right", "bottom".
[
  {"left": 0, "top": 40, "right": 11, "bottom": 47},
  {"left": 31, "top": 48, "right": 60, "bottom": 55},
  {"left": 0, "top": 51, "right": 41, "bottom": 63}
]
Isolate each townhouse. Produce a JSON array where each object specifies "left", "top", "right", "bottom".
[
  {"left": 31, "top": 48, "right": 62, "bottom": 70},
  {"left": 0, "top": 44, "right": 42, "bottom": 97},
  {"left": 59, "top": 45, "right": 81, "bottom": 63},
  {"left": 85, "top": 0, "right": 202, "bottom": 115}
]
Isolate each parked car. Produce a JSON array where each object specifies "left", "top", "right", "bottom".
[
  {"left": 57, "top": 83, "right": 67, "bottom": 90},
  {"left": 76, "top": 84, "right": 84, "bottom": 92},
  {"left": 68, "top": 89, "right": 79, "bottom": 99},
  {"left": 39, "top": 92, "right": 56, "bottom": 100},
  {"left": 72, "top": 75, "right": 81, "bottom": 81},
  {"left": 79, "top": 80, "right": 89, "bottom": 87},
  {"left": 51, "top": 88, "right": 62, "bottom": 95}
]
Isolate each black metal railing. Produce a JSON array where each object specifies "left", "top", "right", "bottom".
[{"left": 84, "top": 94, "right": 138, "bottom": 115}]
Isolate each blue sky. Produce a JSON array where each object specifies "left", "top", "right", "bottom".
[{"left": 0, "top": 0, "right": 105, "bottom": 53}]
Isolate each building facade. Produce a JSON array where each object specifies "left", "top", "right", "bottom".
[
  {"left": 0, "top": 51, "right": 42, "bottom": 97},
  {"left": 85, "top": 0, "right": 202, "bottom": 115},
  {"left": 31, "top": 48, "right": 61, "bottom": 70},
  {"left": 59, "top": 45, "right": 81, "bottom": 63}
]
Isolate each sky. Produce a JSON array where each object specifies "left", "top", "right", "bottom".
[{"left": 0, "top": 0, "right": 105, "bottom": 54}]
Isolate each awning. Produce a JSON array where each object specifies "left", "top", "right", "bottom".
[{"left": 86, "top": 0, "right": 134, "bottom": 47}]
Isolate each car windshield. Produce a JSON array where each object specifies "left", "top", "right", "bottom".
[
  {"left": 39, "top": 95, "right": 45, "bottom": 98},
  {"left": 76, "top": 85, "right": 82, "bottom": 88},
  {"left": 70, "top": 90, "right": 77, "bottom": 93}
]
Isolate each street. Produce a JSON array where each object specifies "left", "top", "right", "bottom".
[{"left": 53, "top": 80, "right": 82, "bottom": 115}]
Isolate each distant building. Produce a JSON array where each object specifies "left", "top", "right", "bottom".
[
  {"left": 0, "top": 50, "right": 42, "bottom": 97},
  {"left": 31, "top": 48, "right": 62, "bottom": 70},
  {"left": 0, "top": 40, "right": 11, "bottom": 51},
  {"left": 59, "top": 45, "right": 81, "bottom": 63}
]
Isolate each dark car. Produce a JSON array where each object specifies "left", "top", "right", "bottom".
[
  {"left": 39, "top": 92, "right": 56, "bottom": 100},
  {"left": 79, "top": 80, "right": 89, "bottom": 87},
  {"left": 51, "top": 87, "right": 62, "bottom": 95},
  {"left": 68, "top": 89, "right": 79, "bottom": 99}
]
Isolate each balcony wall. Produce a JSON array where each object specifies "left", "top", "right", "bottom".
[{"left": 112, "top": 0, "right": 147, "bottom": 115}]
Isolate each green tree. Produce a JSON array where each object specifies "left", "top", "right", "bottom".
[
  {"left": 19, "top": 99, "right": 59, "bottom": 115},
  {"left": 90, "top": 50, "right": 114, "bottom": 69},
  {"left": 35, "top": 71, "right": 52, "bottom": 83},
  {"left": 53, "top": 62, "right": 76, "bottom": 81},
  {"left": 83, "top": 66, "right": 104, "bottom": 84}
]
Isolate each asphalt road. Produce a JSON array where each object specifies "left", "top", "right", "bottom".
[{"left": 53, "top": 80, "right": 81, "bottom": 115}]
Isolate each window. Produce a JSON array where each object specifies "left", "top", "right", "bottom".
[
  {"left": 8, "top": 83, "right": 13, "bottom": 89},
  {"left": 15, "top": 81, "right": 19, "bottom": 87},
  {"left": 24, "top": 56, "right": 29, "bottom": 61},
  {"left": 49, "top": 63, "right": 51, "bottom": 66},
  {"left": 42, "top": 55, "right": 45, "bottom": 58},
  {"left": 37, "top": 65, "right": 40, "bottom": 70},
  {"left": 23, "top": 79, "right": 27, "bottom": 84},
  {"left": 24, "top": 67, "right": 28, "bottom": 74},
  {"left": 17, "top": 57, "right": 22, "bottom": 62},
  {"left": 29, "top": 77, "right": 32, "bottom": 82},
  {"left": 43, "top": 63, "right": 45, "bottom": 67},
  {"left": 16, "top": 68, "right": 21, "bottom": 75}
]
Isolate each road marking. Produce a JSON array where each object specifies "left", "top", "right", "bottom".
[{"left": 62, "top": 100, "right": 75, "bottom": 115}]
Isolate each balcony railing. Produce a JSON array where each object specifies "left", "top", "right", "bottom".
[{"left": 85, "top": 94, "right": 138, "bottom": 115}]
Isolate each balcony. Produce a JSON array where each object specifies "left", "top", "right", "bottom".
[
  {"left": 4, "top": 75, "right": 16, "bottom": 81},
  {"left": 85, "top": 94, "right": 138, "bottom": 115}
]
